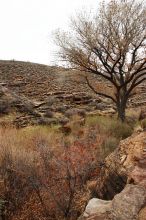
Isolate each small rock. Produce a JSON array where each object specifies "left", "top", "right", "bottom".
[
  {"left": 83, "top": 198, "right": 111, "bottom": 218},
  {"left": 129, "top": 166, "right": 146, "bottom": 186},
  {"left": 120, "top": 155, "right": 127, "bottom": 164}
]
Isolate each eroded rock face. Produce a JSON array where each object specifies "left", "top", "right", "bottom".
[
  {"left": 111, "top": 184, "right": 146, "bottom": 220},
  {"left": 95, "top": 131, "right": 146, "bottom": 200},
  {"left": 79, "top": 185, "right": 146, "bottom": 220}
]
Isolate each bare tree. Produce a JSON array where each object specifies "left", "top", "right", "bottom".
[{"left": 55, "top": 0, "right": 146, "bottom": 121}]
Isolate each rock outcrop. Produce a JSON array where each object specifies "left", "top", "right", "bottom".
[
  {"left": 79, "top": 184, "right": 146, "bottom": 220},
  {"left": 111, "top": 184, "right": 146, "bottom": 220},
  {"left": 79, "top": 131, "right": 146, "bottom": 220},
  {"left": 95, "top": 131, "right": 146, "bottom": 199}
]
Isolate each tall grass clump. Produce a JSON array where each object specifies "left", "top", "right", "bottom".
[{"left": 86, "top": 115, "right": 134, "bottom": 158}]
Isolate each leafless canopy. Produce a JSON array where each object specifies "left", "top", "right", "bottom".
[{"left": 55, "top": 0, "right": 146, "bottom": 121}]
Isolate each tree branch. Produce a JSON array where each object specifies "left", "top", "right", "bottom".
[{"left": 85, "top": 76, "right": 116, "bottom": 103}]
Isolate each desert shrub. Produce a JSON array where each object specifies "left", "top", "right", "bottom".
[
  {"left": 107, "top": 120, "right": 133, "bottom": 139},
  {"left": 59, "top": 117, "right": 69, "bottom": 126},
  {"left": 0, "top": 125, "right": 102, "bottom": 220},
  {"left": 19, "top": 102, "right": 34, "bottom": 114},
  {"left": 85, "top": 115, "right": 133, "bottom": 160},
  {"left": 44, "top": 110, "right": 54, "bottom": 118},
  {"left": 0, "top": 100, "right": 10, "bottom": 115},
  {"left": 11, "top": 99, "right": 34, "bottom": 114},
  {"left": 32, "top": 141, "right": 98, "bottom": 219},
  {"left": 46, "top": 96, "right": 56, "bottom": 106},
  {"left": 126, "top": 108, "right": 141, "bottom": 125},
  {"left": 56, "top": 105, "right": 68, "bottom": 113},
  {"left": 141, "top": 119, "right": 146, "bottom": 129},
  {"left": 37, "top": 117, "right": 58, "bottom": 126},
  {"left": 102, "top": 136, "right": 118, "bottom": 158},
  {"left": 0, "top": 113, "right": 134, "bottom": 220},
  {"left": 0, "top": 140, "right": 37, "bottom": 219},
  {"left": 65, "top": 108, "right": 86, "bottom": 118},
  {"left": 86, "top": 115, "right": 133, "bottom": 140}
]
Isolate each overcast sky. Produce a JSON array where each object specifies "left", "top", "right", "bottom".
[{"left": 0, "top": 0, "right": 99, "bottom": 65}]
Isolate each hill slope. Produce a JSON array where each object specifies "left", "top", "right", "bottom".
[{"left": 0, "top": 60, "right": 145, "bottom": 127}]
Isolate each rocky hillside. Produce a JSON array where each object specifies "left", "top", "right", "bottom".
[
  {"left": 0, "top": 60, "right": 145, "bottom": 127},
  {"left": 0, "top": 60, "right": 91, "bottom": 98},
  {"left": 0, "top": 60, "right": 113, "bottom": 127}
]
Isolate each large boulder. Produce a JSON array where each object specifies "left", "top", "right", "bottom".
[
  {"left": 79, "top": 198, "right": 111, "bottom": 220},
  {"left": 79, "top": 184, "right": 146, "bottom": 220},
  {"left": 111, "top": 184, "right": 146, "bottom": 220}
]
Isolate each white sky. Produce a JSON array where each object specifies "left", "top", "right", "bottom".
[{"left": 0, "top": 0, "right": 99, "bottom": 65}]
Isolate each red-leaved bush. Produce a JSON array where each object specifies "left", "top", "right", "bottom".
[{"left": 0, "top": 124, "right": 104, "bottom": 220}]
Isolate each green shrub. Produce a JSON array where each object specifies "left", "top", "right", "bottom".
[
  {"left": 109, "top": 120, "right": 133, "bottom": 139},
  {"left": 86, "top": 115, "right": 133, "bottom": 140}
]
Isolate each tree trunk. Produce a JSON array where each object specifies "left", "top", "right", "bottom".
[
  {"left": 116, "top": 95, "right": 127, "bottom": 122},
  {"left": 117, "top": 103, "right": 126, "bottom": 122}
]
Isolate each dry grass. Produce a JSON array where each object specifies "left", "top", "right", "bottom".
[
  {"left": 0, "top": 124, "right": 102, "bottom": 219},
  {"left": 0, "top": 114, "right": 135, "bottom": 220}
]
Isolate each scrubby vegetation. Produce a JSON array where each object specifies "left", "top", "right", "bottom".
[
  {"left": 0, "top": 114, "right": 136, "bottom": 220},
  {"left": 0, "top": 0, "right": 145, "bottom": 218}
]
